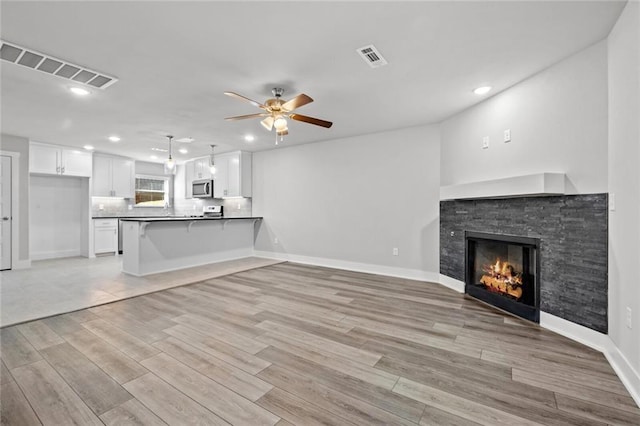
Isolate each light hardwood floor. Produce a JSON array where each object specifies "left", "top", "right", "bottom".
[{"left": 1, "top": 262, "right": 638, "bottom": 425}]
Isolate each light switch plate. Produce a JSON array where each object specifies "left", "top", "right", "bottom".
[
  {"left": 609, "top": 193, "right": 615, "bottom": 211},
  {"left": 504, "top": 129, "right": 511, "bottom": 143},
  {"left": 482, "top": 136, "right": 489, "bottom": 149}
]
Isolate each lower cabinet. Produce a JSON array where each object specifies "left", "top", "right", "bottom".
[{"left": 94, "top": 219, "right": 118, "bottom": 254}]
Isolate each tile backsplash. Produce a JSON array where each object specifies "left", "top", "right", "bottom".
[{"left": 92, "top": 196, "right": 252, "bottom": 218}]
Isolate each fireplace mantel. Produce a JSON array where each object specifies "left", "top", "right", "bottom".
[{"left": 439, "top": 173, "right": 566, "bottom": 201}]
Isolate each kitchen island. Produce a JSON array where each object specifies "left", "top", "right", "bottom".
[{"left": 120, "top": 217, "right": 262, "bottom": 276}]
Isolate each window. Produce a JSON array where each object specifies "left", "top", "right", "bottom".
[{"left": 135, "top": 175, "right": 169, "bottom": 207}]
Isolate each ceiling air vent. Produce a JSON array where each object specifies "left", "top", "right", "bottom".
[
  {"left": 356, "top": 44, "right": 388, "bottom": 68},
  {"left": 0, "top": 39, "right": 118, "bottom": 89}
]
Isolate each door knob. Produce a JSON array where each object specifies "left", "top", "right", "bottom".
[{"left": 2, "top": 217, "right": 9, "bottom": 221}]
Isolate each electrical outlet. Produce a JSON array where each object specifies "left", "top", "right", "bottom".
[
  {"left": 237, "top": 203, "right": 241, "bottom": 210},
  {"left": 392, "top": 247, "right": 399, "bottom": 256},
  {"left": 482, "top": 136, "right": 489, "bottom": 149},
  {"left": 99, "top": 204, "right": 104, "bottom": 211},
  {"left": 626, "top": 307, "right": 632, "bottom": 329},
  {"left": 504, "top": 129, "right": 511, "bottom": 143},
  {"left": 274, "top": 237, "right": 279, "bottom": 244}
]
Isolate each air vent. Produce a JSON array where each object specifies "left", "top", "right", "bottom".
[
  {"left": 356, "top": 44, "right": 388, "bottom": 68},
  {"left": 0, "top": 39, "right": 118, "bottom": 89},
  {"left": 175, "top": 137, "right": 195, "bottom": 143}
]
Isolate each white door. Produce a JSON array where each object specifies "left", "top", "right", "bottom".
[{"left": 1, "top": 155, "right": 12, "bottom": 270}]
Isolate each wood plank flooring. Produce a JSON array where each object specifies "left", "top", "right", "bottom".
[{"left": 1, "top": 262, "right": 638, "bottom": 425}]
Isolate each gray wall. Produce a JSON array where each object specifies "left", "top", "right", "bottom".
[
  {"left": 0, "top": 133, "right": 29, "bottom": 263},
  {"left": 441, "top": 40, "right": 608, "bottom": 194},
  {"left": 607, "top": 1, "right": 640, "bottom": 380},
  {"left": 253, "top": 125, "right": 441, "bottom": 274}
]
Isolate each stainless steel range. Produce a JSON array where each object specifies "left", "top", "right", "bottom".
[{"left": 203, "top": 205, "right": 223, "bottom": 218}]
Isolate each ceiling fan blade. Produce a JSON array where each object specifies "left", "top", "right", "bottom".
[
  {"left": 261, "top": 116, "right": 274, "bottom": 130},
  {"left": 225, "top": 113, "right": 269, "bottom": 121},
  {"left": 282, "top": 94, "right": 314, "bottom": 112},
  {"left": 289, "top": 113, "right": 333, "bottom": 128},
  {"left": 224, "top": 91, "right": 267, "bottom": 109}
]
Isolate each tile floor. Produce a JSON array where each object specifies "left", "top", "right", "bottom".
[{"left": 0, "top": 255, "right": 282, "bottom": 327}]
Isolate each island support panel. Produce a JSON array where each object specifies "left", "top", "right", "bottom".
[{"left": 122, "top": 219, "right": 258, "bottom": 276}]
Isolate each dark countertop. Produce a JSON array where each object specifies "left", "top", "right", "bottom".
[
  {"left": 93, "top": 215, "right": 182, "bottom": 219},
  {"left": 118, "top": 216, "right": 262, "bottom": 222}
]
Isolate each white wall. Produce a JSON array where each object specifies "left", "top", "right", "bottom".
[
  {"left": 30, "top": 175, "right": 85, "bottom": 260},
  {"left": 0, "top": 133, "right": 29, "bottom": 263},
  {"left": 608, "top": 0, "right": 640, "bottom": 387},
  {"left": 253, "top": 125, "right": 441, "bottom": 276},
  {"left": 441, "top": 40, "right": 608, "bottom": 194}
]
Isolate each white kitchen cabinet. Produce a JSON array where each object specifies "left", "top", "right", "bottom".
[
  {"left": 94, "top": 219, "right": 118, "bottom": 254},
  {"left": 30, "top": 142, "right": 92, "bottom": 177},
  {"left": 93, "top": 154, "right": 134, "bottom": 198},
  {"left": 193, "top": 157, "right": 212, "bottom": 180},
  {"left": 213, "top": 151, "right": 252, "bottom": 198}
]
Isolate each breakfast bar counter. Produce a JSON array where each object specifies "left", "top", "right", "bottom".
[{"left": 120, "top": 216, "right": 262, "bottom": 276}]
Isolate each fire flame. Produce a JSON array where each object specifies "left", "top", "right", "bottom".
[{"left": 480, "top": 258, "right": 523, "bottom": 299}]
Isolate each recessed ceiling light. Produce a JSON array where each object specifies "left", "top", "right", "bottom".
[
  {"left": 83, "top": 145, "right": 94, "bottom": 150},
  {"left": 473, "top": 86, "right": 492, "bottom": 95},
  {"left": 108, "top": 135, "right": 120, "bottom": 142},
  {"left": 70, "top": 86, "right": 90, "bottom": 96},
  {"left": 150, "top": 155, "right": 158, "bottom": 160},
  {"left": 178, "top": 148, "right": 188, "bottom": 154},
  {"left": 244, "top": 134, "right": 255, "bottom": 142}
]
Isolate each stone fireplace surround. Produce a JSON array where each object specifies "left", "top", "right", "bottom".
[{"left": 440, "top": 193, "right": 608, "bottom": 333}]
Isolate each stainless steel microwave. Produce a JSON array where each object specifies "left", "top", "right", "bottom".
[{"left": 192, "top": 179, "right": 214, "bottom": 198}]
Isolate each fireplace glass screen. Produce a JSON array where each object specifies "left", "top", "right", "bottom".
[{"left": 466, "top": 232, "right": 540, "bottom": 322}]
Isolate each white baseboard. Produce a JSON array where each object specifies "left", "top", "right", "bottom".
[
  {"left": 257, "top": 252, "right": 639, "bottom": 406},
  {"left": 539, "top": 312, "right": 639, "bottom": 407},
  {"left": 11, "top": 259, "right": 31, "bottom": 269},
  {"left": 30, "top": 249, "right": 81, "bottom": 261},
  {"left": 438, "top": 274, "right": 465, "bottom": 293},
  {"left": 604, "top": 341, "right": 640, "bottom": 407},
  {"left": 539, "top": 311, "right": 610, "bottom": 352},
  {"left": 124, "top": 253, "right": 255, "bottom": 277},
  {"left": 253, "top": 250, "right": 440, "bottom": 284}
]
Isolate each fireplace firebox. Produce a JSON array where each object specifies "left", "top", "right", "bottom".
[{"left": 465, "top": 231, "right": 540, "bottom": 322}]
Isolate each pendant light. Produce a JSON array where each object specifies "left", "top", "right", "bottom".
[
  {"left": 209, "top": 144, "right": 216, "bottom": 174},
  {"left": 164, "top": 135, "right": 176, "bottom": 175}
]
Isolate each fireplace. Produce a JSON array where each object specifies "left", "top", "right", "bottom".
[{"left": 465, "top": 231, "right": 540, "bottom": 322}]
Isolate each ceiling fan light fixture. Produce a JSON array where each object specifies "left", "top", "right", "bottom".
[
  {"left": 261, "top": 117, "right": 273, "bottom": 131},
  {"left": 274, "top": 116, "right": 288, "bottom": 132}
]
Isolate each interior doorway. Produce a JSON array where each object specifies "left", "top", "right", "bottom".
[{"left": 1, "top": 155, "right": 12, "bottom": 270}]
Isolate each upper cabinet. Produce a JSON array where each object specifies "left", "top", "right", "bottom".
[
  {"left": 93, "top": 153, "right": 135, "bottom": 198},
  {"left": 192, "top": 157, "right": 212, "bottom": 181},
  {"left": 213, "top": 151, "right": 252, "bottom": 198},
  {"left": 30, "top": 142, "right": 92, "bottom": 177}
]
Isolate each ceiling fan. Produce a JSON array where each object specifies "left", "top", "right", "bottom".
[{"left": 224, "top": 88, "right": 332, "bottom": 142}]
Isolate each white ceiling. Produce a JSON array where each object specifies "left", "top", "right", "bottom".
[{"left": 0, "top": 1, "right": 626, "bottom": 163}]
